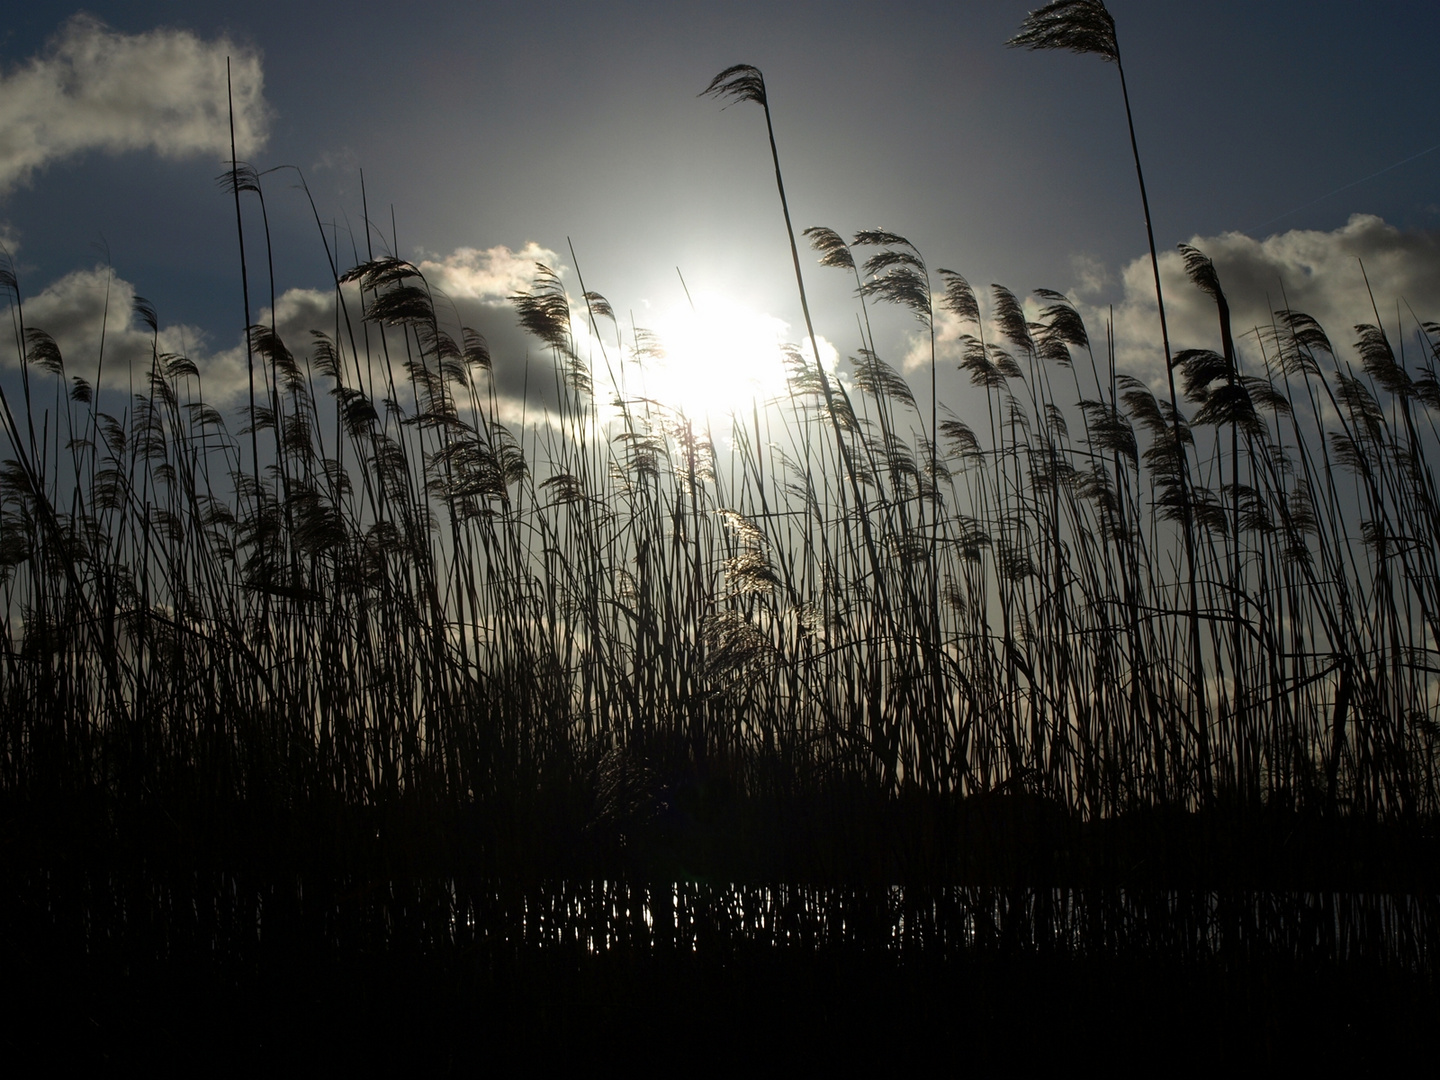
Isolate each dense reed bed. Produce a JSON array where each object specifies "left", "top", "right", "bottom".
[{"left": 3, "top": 186, "right": 1437, "bottom": 878}]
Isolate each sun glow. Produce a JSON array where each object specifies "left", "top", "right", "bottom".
[{"left": 623, "top": 292, "right": 800, "bottom": 418}]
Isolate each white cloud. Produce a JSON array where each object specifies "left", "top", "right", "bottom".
[
  {"left": 2, "top": 265, "right": 213, "bottom": 390},
  {"left": 418, "top": 242, "right": 560, "bottom": 304},
  {"left": 215, "top": 249, "right": 565, "bottom": 413},
  {"left": 1, "top": 266, "right": 318, "bottom": 406},
  {"left": 0, "top": 243, "right": 560, "bottom": 409},
  {"left": 0, "top": 14, "right": 268, "bottom": 195},
  {"left": 1094, "top": 215, "right": 1440, "bottom": 385}
]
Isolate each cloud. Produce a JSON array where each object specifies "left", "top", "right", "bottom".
[
  {"left": 1068, "top": 253, "right": 1111, "bottom": 299},
  {"left": 2, "top": 243, "right": 561, "bottom": 412},
  {"left": 3, "top": 242, "right": 838, "bottom": 442},
  {"left": 208, "top": 278, "right": 550, "bottom": 415},
  {"left": 2, "top": 265, "right": 216, "bottom": 391},
  {"left": 0, "top": 14, "right": 268, "bottom": 195},
  {"left": 418, "top": 242, "right": 559, "bottom": 304},
  {"left": 417, "top": 243, "right": 570, "bottom": 417},
  {"left": 1094, "top": 215, "right": 1440, "bottom": 385}
]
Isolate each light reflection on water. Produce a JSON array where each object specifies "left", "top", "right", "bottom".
[{"left": 17, "top": 871, "right": 1438, "bottom": 973}]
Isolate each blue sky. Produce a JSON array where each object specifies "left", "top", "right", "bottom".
[{"left": 3, "top": 1, "right": 1440, "bottom": 414}]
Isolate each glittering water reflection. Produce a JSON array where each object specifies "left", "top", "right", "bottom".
[{"left": 17, "top": 872, "right": 1438, "bottom": 973}]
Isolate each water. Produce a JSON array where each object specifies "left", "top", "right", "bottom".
[
  {"left": 6, "top": 872, "right": 1436, "bottom": 1069},
  {"left": 14, "top": 870, "right": 1437, "bottom": 974}
]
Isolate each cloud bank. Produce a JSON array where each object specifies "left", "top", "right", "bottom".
[
  {"left": 16, "top": 218, "right": 1438, "bottom": 444},
  {"left": 1, "top": 244, "right": 565, "bottom": 420},
  {"left": 0, "top": 14, "right": 268, "bottom": 194},
  {"left": 1096, "top": 215, "right": 1440, "bottom": 384}
]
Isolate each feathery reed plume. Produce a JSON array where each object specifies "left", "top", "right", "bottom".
[
  {"left": 1007, "top": 0, "right": 1117, "bottom": 61},
  {"left": 802, "top": 226, "right": 855, "bottom": 272}
]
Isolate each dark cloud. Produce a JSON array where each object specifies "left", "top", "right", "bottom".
[{"left": 418, "top": 243, "right": 567, "bottom": 418}]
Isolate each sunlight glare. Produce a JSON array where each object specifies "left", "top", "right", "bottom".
[{"left": 631, "top": 292, "right": 795, "bottom": 417}]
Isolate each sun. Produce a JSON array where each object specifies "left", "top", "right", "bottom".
[{"left": 624, "top": 292, "right": 796, "bottom": 418}]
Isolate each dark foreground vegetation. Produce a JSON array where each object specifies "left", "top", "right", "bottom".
[{"left": 3, "top": 1, "right": 1437, "bottom": 1063}]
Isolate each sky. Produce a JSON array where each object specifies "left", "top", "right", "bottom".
[{"left": 3, "top": 1, "right": 1440, "bottom": 422}]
